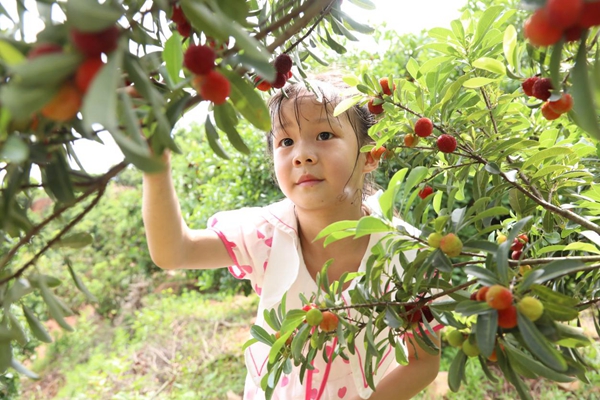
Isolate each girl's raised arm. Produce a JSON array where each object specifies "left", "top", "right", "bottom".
[{"left": 141, "top": 153, "right": 233, "bottom": 270}]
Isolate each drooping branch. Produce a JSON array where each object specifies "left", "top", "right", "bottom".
[
  {"left": 0, "top": 161, "right": 128, "bottom": 271},
  {"left": 0, "top": 186, "right": 107, "bottom": 286}
]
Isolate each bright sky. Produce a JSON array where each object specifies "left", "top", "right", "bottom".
[{"left": 2, "top": 0, "right": 466, "bottom": 174}]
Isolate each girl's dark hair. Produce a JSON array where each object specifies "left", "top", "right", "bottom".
[{"left": 265, "top": 72, "right": 380, "bottom": 199}]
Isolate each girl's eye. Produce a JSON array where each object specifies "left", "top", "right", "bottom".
[
  {"left": 279, "top": 138, "right": 294, "bottom": 147},
  {"left": 317, "top": 132, "right": 334, "bottom": 140}
]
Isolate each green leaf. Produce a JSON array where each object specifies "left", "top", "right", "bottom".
[
  {"left": 22, "top": 305, "right": 52, "bottom": 343},
  {"left": 333, "top": 95, "right": 362, "bottom": 117},
  {"left": 503, "top": 25, "right": 518, "bottom": 72},
  {"left": 463, "top": 77, "right": 496, "bottom": 88},
  {"left": 0, "top": 83, "right": 57, "bottom": 120},
  {"left": 463, "top": 265, "right": 501, "bottom": 286},
  {"left": 205, "top": 117, "right": 229, "bottom": 160},
  {"left": 517, "top": 311, "right": 567, "bottom": 372},
  {"left": 475, "top": 310, "right": 498, "bottom": 358},
  {"left": 354, "top": 216, "right": 391, "bottom": 238},
  {"left": 473, "top": 6, "right": 503, "bottom": 49},
  {"left": 455, "top": 300, "right": 493, "bottom": 316},
  {"left": 250, "top": 325, "right": 274, "bottom": 347},
  {"left": 314, "top": 220, "right": 357, "bottom": 241},
  {"left": 53, "top": 232, "right": 93, "bottom": 249},
  {"left": 448, "top": 350, "right": 467, "bottom": 392},
  {"left": 43, "top": 151, "right": 75, "bottom": 204},
  {"left": 521, "top": 147, "right": 572, "bottom": 170},
  {"left": 82, "top": 45, "right": 123, "bottom": 133},
  {"left": 10, "top": 358, "right": 39, "bottom": 380},
  {"left": 221, "top": 69, "right": 271, "bottom": 131},
  {"left": 0, "top": 135, "right": 29, "bottom": 163},
  {"left": 380, "top": 168, "right": 408, "bottom": 220},
  {"left": 549, "top": 40, "right": 563, "bottom": 91},
  {"left": 404, "top": 166, "right": 428, "bottom": 195},
  {"left": 163, "top": 32, "right": 183, "bottom": 85},
  {"left": 214, "top": 102, "right": 250, "bottom": 154},
  {"left": 66, "top": 0, "right": 123, "bottom": 32},
  {"left": 473, "top": 57, "right": 506, "bottom": 75},
  {"left": 0, "top": 39, "right": 25, "bottom": 66},
  {"left": 8, "top": 53, "right": 82, "bottom": 88},
  {"left": 67, "top": 259, "right": 98, "bottom": 302},
  {"left": 571, "top": 34, "right": 600, "bottom": 140},
  {"left": 504, "top": 342, "right": 574, "bottom": 382},
  {"left": 519, "top": 259, "right": 585, "bottom": 292},
  {"left": 531, "top": 284, "right": 578, "bottom": 307},
  {"left": 0, "top": 342, "right": 11, "bottom": 374}
]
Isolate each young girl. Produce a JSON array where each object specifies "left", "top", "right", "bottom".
[{"left": 142, "top": 76, "right": 441, "bottom": 400}]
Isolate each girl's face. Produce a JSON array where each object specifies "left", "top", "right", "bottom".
[{"left": 271, "top": 94, "right": 377, "bottom": 212}]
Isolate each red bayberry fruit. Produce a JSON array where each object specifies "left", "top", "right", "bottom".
[
  {"left": 548, "top": 93, "right": 573, "bottom": 114},
  {"left": 437, "top": 134, "right": 457, "bottom": 153},
  {"left": 28, "top": 43, "right": 62, "bottom": 59},
  {"left": 404, "top": 133, "right": 419, "bottom": 148},
  {"left": 41, "top": 82, "right": 82, "bottom": 122},
  {"left": 71, "top": 25, "right": 120, "bottom": 58},
  {"left": 422, "top": 306, "right": 434, "bottom": 323},
  {"left": 541, "top": 102, "right": 561, "bottom": 120},
  {"left": 286, "top": 70, "right": 293, "bottom": 79},
  {"left": 379, "top": 77, "right": 396, "bottom": 96},
  {"left": 370, "top": 146, "right": 387, "bottom": 161},
  {"left": 193, "top": 70, "right": 230, "bottom": 105},
  {"left": 486, "top": 285, "right": 513, "bottom": 310},
  {"left": 254, "top": 77, "right": 271, "bottom": 92},
  {"left": 470, "top": 292, "right": 478, "bottom": 301},
  {"left": 497, "top": 305, "right": 518, "bottom": 329},
  {"left": 564, "top": 25, "right": 584, "bottom": 42},
  {"left": 521, "top": 77, "right": 539, "bottom": 97},
  {"left": 532, "top": 78, "right": 553, "bottom": 101},
  {"left": 176, "top": 21, "right": 191, "bottom": 37},
  {"left": 415, "top": 117, "right": 433, "bottom": 137},
  {"left": 510, "top": 238, "right": 524, "bottom": 252},
  {"left": 75, "top": 58, "right": 104, "bottom": 93},
  {"left": 418, "top": 185, "right": 434, "bottom": 199},
  {"left": 404, "top": 304, "right": 423, "bottom": 325},
  {"left": 319, "top": 311, "right": 339, "bottom": 332},
  {"left": 524, "top": 9, "right": 563, "bottom": 47},
  {"left": 302, "top": 303, "right": 317, "bottom": 312},
  {"left": 580, "top": 2, "right": 600, "bottom": 28},
  {"left": 475, "top": 286, "right": 490, "bottom": 302},
  {"left": 545, "top": 0, "right": 584, "bottom": 29},
  {"left": 517, "top": 234, "right": 529, "bottom": 244},
  {"left": 271, "top": 72, "right": 288, "bottom": 89},
  {"left": 171, "top": 4, "right": 187, "bottom": 24},
  {"left": 274, "top": 54, "right": 293, "bottom": 74},
  {"left": 368, "top": 98, "right": 384, "bottom": 115},
  {"left": 511, "top": 250, "right": 523, "bottom": 260},
  {"left": 184, "top": 44, "right": 216, "bottom": 75}
]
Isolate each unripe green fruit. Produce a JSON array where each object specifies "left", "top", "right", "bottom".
[
  {"left": 428, "top": 232, "right": 443, "bottom": 249},
  {"left": 517, "top": 296, "right": 544, "bottom": 322},
  {"left": 306, "top": 308, "right": 323, "bottom": 326},
  {"left": 440, "top": 233, "right": 463, "bottom": 257},
  {"left": 497, "top": 234, "right": 507, "bottom": 244},
  {"left": 446, "top": 330, "right": 465, "bottom": 348},
  {"left": 462, "top": 338, "right": 480, "bottom": 357}
]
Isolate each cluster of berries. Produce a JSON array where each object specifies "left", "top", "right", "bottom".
[
  {"left": 367, "top": 77, "right": 395, "bottom": 115},
  {"left": 254, "top": 54, "right": 294, "bottom": 92},
  {"left": 470, "top": 285, "right": 544, "bottom": 330},
  {"left": 524, "top": 0, "right": 600, "bottom": 47},
  {"left": 303, "top": 303, "right": 339, "bottom": 332},
  {"left": 404, "top": 117, "right": 457, "bottom": 154},
  {"left": 522, "top": 77, "right": 573, "bottom": 121},
  {"left": 171, "top": 4, "right": 192, "bottom": 38},
  {"left": 184, "top": 44, "right": 230, "bottom": 105},
  {"left": 34, "top": 25, "right": 120, "bottom": 122},
  {"left": 428, "top": 232, "right": 463, "bottom": 257}
]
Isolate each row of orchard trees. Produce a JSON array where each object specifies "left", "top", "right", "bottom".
[{"left": 0, "top": 0, "right": 599, "bottom": 398}]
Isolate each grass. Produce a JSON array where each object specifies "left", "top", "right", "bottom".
[
  {"left": 22, "top": 290, "right": 258, "bottom": 400},
  {"left": 19, "top": 290, "right": 600, "bottom": 399}
]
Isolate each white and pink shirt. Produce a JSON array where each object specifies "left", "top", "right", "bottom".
[{"left": 207, "top": 196, "right": 442, "bottom": 400}]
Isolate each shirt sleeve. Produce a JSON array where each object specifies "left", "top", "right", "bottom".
[{"left": 206, "top": 207, "right": 274, "bottom": 296}]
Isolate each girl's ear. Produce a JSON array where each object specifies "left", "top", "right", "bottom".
[{"left": 363, "top": 150, "right": 379, "bottom": 174}]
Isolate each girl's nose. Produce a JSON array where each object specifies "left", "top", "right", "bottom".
[{"left": 293, "top": 145, "right": 317, "bottom": 165}]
